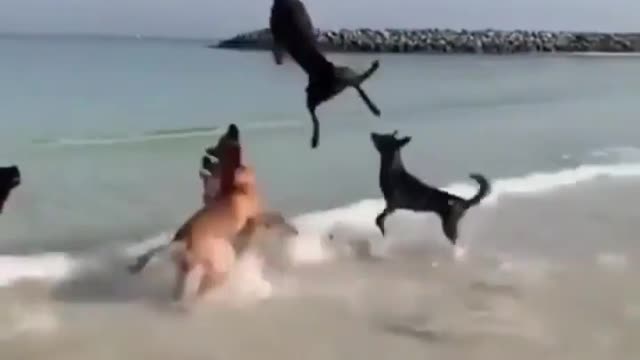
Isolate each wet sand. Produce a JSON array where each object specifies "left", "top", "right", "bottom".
[{"left": 1, "top": 178, "right": 639, "bottom": 360}]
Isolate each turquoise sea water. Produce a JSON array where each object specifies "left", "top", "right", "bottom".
[{"left": 0, "top": 36, "right": 639, "bottom": 359}]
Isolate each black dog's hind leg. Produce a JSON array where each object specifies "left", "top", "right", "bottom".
[
  {"left": 334, "top": 60, "right": 381, "bottom": 116},
  {"left": 334, "top": 60, "right": 380, "bottom": 87},
  {"left": 354, "top": 59, "right": 380, "bottom": 85},
  {"left": 355, "top": 86, "right": 381, "bottom": 116},
  {"left": 439, "top": 201, "right": 467, "bottom": 246},
  {"left": 307, "top": 105, "right": 320, "bottom": 149},
  {"left": 375, "top": 206, "right": 395, "bottom": 236}
]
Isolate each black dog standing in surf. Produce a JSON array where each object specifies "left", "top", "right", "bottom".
[
  {"left": 370, "top": 131, "right": 491, "bottom": 245},
  {"left": 269, "top": 0, "right": 382, "bottom": 149},
  {"left": 0, "top": 165, "right": 20, "bottom": 214}
]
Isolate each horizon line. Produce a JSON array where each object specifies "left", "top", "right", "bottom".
[
  {"left": 3, "top": 27, "right": 640, "bottom": 42},
  {"left": 0, "top": 31, "right": 220, "bottom": 42}
]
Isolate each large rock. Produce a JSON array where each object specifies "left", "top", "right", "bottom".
[{"left": 213, "top": 28, "right": 640, "bottom": 54}]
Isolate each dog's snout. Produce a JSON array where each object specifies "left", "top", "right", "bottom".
[
  {"left": 205, "top": 145, "right": 220, "bottom": 159},
  {"left": 12, "top": 167, "right": 20, "bottom": 181},
  {"left": 0, "top": 165, "right": 21, "bottom": 187},
  {"left": 201, "top": 156, "right": 218, "bottom": 173}
]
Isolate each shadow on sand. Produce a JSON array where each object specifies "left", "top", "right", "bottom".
[{"left": 49, "top": 254, "right": 177, "bottom": 311}]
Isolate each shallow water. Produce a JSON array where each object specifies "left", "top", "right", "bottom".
[{"left": 1, "top": 36, "right": 640, "bottom": 359}]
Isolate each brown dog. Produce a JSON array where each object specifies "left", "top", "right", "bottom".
[{"left": 129, "top": 124, "right": 296, "bottom": 304}]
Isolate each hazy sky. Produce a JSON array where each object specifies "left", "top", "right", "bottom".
[{"left": 1, "top": 0, "right": 639, "bottom": 38}]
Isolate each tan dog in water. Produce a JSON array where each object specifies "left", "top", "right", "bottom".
[{"left": 129, "top": 124, "right": 297, "bottom": 304}]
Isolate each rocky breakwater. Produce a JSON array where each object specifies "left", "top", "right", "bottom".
[{"left": 214, "top": 28, "right": 640, "bottom": 54}]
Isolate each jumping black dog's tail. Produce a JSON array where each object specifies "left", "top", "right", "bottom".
[
  {"left": 440, "top": 173, "right": 491, "bottom": 245},
  {"left": 463, "top": 173, "right": 491, "bottom": 209}
]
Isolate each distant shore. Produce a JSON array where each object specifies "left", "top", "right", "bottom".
[{"left": 213, "top": 28, "right": 640, "bottom": 54}]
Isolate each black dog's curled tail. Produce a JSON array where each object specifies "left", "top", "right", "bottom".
[{"left": 464, "top": 173, "right": 491, "bottom": 208}]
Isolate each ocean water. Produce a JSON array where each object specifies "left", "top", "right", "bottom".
[{"left": 1, "top": 35, "right": 640, "bottom": 359}]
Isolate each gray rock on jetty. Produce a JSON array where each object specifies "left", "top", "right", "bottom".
[{"left": 213, "top": 28, "right": 640, "bottom": 54}]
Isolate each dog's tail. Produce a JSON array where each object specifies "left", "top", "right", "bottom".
[
  {"left": 463, "top": 173, "right": 491, "bottom": 209},
  {"left": 127, "top": 243, "right": 170, "bottom": 274},
  {"left": 127, "top": 224, "right": 190, "bottom": 274},
  {"left": 439, "top": 174, "right": 490, "bottom": 245}
]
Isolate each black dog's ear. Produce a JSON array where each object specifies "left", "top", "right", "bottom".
[
  {"left": 391, "top": 130, "right": 399, "bottom": 137},
  {"left": 226, "top": 124, "right": 240, "bottom": 142},
  {"left": 398, "top": 136, "right": 412, "bottom": 147}
]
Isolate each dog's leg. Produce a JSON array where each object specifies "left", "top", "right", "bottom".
[
  {"left": 334, "top": 60, "right": 380, "bottom": 87},
  {"left": 354, "top": 86, "right": 381, "bottom": 116},
  {"left": 174, "top": 263, "right": 205, "bottom": 306},
  {"left": 375, "top": 206, "right": 395, "bottom": 236},
  {"left": 197, "top": 269, "right": 228, "bottom": 297},
  {"left": 333, "top": 61, "right": 381, "bottom": 117},
  {"left": 272, "top": 41, "right": 285, "bottom": 65},
  {"left": 439, "top": 201, "right": 466, "bottom": 246},
  {"left": 355, "top": 59, "right": 380, "bottom": 84},
  {"left": 198, "top": 239, "right": 236, "bottom": 297},
  {"left": 197, "top": 272, "right": 216, "bottom": 297},
  {"left": 307, "top": 105, "right": 320, "bottom": 149}
]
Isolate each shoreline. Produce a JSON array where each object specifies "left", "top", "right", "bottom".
[{"left": 213, "top": 28, "right": 640, "bottom": 54}]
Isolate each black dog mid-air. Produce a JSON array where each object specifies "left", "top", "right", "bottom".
[
  {"left": 269, "top": 0, "right": 381, "bottom": 149},
  {"left": 0, "top": 165, "right": 21, "bottom": 214},
  {"left": 370, "top": 131, "right": 491, "bottom": 245}
]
